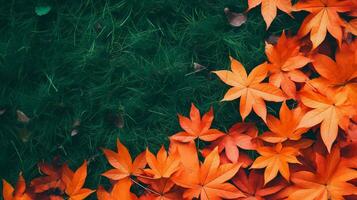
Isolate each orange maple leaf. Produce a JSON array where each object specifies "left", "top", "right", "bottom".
[
  {"left": 97, "top": 179, "right": 137, "bottom": 200},
  {"left": 170, "top": 103, "right": 225, "bottom": 142},
  {"left": 30, "top": 159, "right": 64, "bottom": 194},
  {"left": 168, "top": 139, "right": 199, "bottom": 173},
  {"left": 201, "top": 148, "right": 254, "bottom": 168},
  {"left": 297, "top": 85, "right": 354, "bottom": 152},
  {"left": 138, "top": 178, "right": 182, "bottom": 200},
  {"left": 286, "top": 146, "right": 357, "bottom": 200},
  {"left": 232, "top": 169, "right": 287, "bottom": 200},
  {"left": 172, "top": 147, "right": 245, "bottom": 200},
  {"left": 351, "top": 0, "right": 357, "bottom": 16},
  {"left": 311, "top": 41, "right": 357, "bottom": 105},
  {"left": 293, "top": 0, "right": 353, "bottom": 48},
  {"left": 102, "top": 139, "right": 147, "bottom": 181},
  {"left": 345, "top": 19, "right": 357, "bottom": 36},
  {"left": 247, "top": 0, "right": 292, "bottom": 28},
  {"left": 346, "top": 115, "right": 357, "bottom": 142},
  {"left": 214, "top": 57, "right": 286, "bottom": 122},
  {"left": 144, "top": 146, "right": 181, "bottom": 179},
  {"left": 260, "top": 102, "right": 308, "bottom": 143},
  {"left": 202, "top": 122, "right": 258, "bottom": 163},
  {"left": 61, "top": 161, "right": 94, "bottom": 200},
  {"left": 250, "top": 143, "right": 300, "bottom": 184},
  {"left": 265, "top": 32, "right": 311, "bottom": 98},
  {"left": 2, "top": 174, "right": 32, "bottom": 200}
]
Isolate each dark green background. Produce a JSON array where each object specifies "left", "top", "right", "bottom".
[{"left": 0, "top": 0, "right": 299, "bottom": 192}]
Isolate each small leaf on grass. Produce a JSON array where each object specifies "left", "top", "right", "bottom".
[
  {"left": 73, "top": 119, "right": 81, "bottom": 127},
  {"left": 107, "top": 111, "right": 125, "bottom": 128},
  {"left": 193, "top": 62, "right": 206, "bottom": 72},
  {"left": 224, "top": 8, "right": 247, "bottom": 27},
  {"left": 71, "top": 119, "right": 81, "bottom": 136},
  {"left": 17, "top": 110, "right": 30, "bottom": 123},
  {"left": 114, "top": 113, "right": 124, "bottom": 128},
  {"left": 35, "top": 6, "right": 51, "bottom": 16},
  {"left": 71, "top": 129, "right": 79, "bottom": 137},
  {"left": 19, "top": 128, "right": 31, "bottom": 143},
  {"left": 185, "top": 62, "right": 207, "bottom": 76}
]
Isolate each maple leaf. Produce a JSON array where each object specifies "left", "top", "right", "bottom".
[
  {"left": 97, "top": 179, "right": 136, "bottom": 200},
  {"left": 168, "top": 139, "right": 199, "bottom": 173},
  {"left": 2, "top": 174, "right": 32, "bottom": 200},
  {"left": 297, "top": 84, "right": 354, "bottom": 152},
  {"left": 250, "top": 143, "right": 300, "bottom": 184},
  {"left": 247, "top": 0, "right": 292, "bottom": 28},
  {"left": 144, "top": 146, "right": 181, "bottom": 179},
  {"left": 311, "top": 41, "right": 357, "bottom": 105},
  {"left": 232, "top": 169, "right": 287, "bottom": 200},
  {"left": 170, "top": 103, "right": 225, "bottom": 142},
  {"left": 293, "top": 0, "right": 353, "bottom": 48},
  {"left": 346, "top": 115, "right": 357, "bottom": 142},
  {"left": 345, "top": 19, "right": 357, "bottom": 36},
  {"left": 265, "top": 32, "right": 311, "bottom": 98},
  {"left": 30, "top": 159, "right": 65, "bottom": 194},
  {"left": 351, "top": 0, "right": 357, "bottom": 16},
  {"left": 286, "top": 146, "right": 357, "bottom": 200},
  {"left": 260, "top": 102, "right": 308, "bottom": 143},
  {"left": 102, "top": 139, "right": 147, "bottom": 181},
  {"left": 138, "top": 178, "right": 182, "bottom": 200},
  {"left": 201, "top": 148, "right": 254, "bottom": 168},
  {"left": 214, "top": 57, "right": 286, "bottom": 122},
  {"left": 61, "top": 161, "right": 94, "bottom": 200},
  {"left": 201, "top": 122, "right": 258, "bottom": 163},
  {"left": 172, "top": 147, "right": 245, "bottom": 200}
]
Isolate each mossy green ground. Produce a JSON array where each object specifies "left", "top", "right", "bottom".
[{"left": 0, "top": 0, "right": 299, "bottom": 192}]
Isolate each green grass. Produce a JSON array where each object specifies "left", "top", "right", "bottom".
[{"left": 0, "top": 0, "right": 299, "bottom": 194}]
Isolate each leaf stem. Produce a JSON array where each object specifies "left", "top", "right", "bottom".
[{"left": 130, "top": 177, "right": 161, "bottom": 196}]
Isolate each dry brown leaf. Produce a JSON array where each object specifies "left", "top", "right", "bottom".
[
  {"left": 224, "top": 8, "right": 247, "bottom": 27},
  {"left": 16, "top": 110, "right": 30, "bottom": 123},
  {"left": 19, "top": 128, "right": 31, "bottom": 143}
]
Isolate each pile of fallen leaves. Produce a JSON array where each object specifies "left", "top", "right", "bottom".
[{"left": 3, "top": 0, "right": 357, "bottom": 199}]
